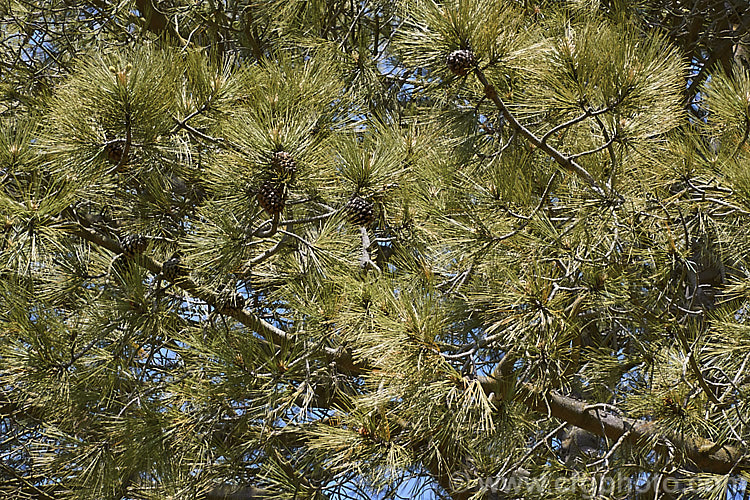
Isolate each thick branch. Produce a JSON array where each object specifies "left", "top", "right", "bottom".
[
  {"left": 73, "top": 217, "right": 746, "bottom": 475},
  {"left": 204, "top": 485, "right": 271, "bottom": 500},
  {"left": 66, "top": 223, "right": 366, "bottom": 375},
  {"left": 69, "top": 224, "right": 289, "bottom": 344},
  {"left": 479, "top": 377, "right": 749, "bottom": 475},
  {"left": 133, "top": 0, "right": 188, "bottom": 45},
  {"left": 65, "top": 224, "right": 748, "bottom": 485}
]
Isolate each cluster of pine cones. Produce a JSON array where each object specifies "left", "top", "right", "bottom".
[
  {"left": 119, "top": 149, "right": 383, "bottom": 314},
  {"left": 257, "top": 50, "right": 476, "bottom": 220},
  {"left": 119, "top": 235, "right": 184, "bottom": 284},
  {"left": 255, "top": 150, "right": 376, "bottom": 226}
]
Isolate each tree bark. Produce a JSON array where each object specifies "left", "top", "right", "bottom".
[{"left": 479, "top": 378, "right": 749, "bottom": 475}]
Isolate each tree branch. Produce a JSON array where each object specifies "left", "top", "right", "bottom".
[
  {"left": 479, "top": 377, "right": 750, "bottom": 475},
  {"left": 66, "top": 221, "right": 367, "bottom": 375},
  {"left": 69, "top": 221, "right": 748, "bottom": 475},
  {"left": 473, "top": 68, "right": 608, "bottom": 198},
  {"left": 204, "top": 485, "right": 272, "bottom": 500},
  {"left": 133, "top": 0, "right": 188, "bottom": 45},
  {"left": 69, "top": 223, "right": 289, "bottom": 343}
]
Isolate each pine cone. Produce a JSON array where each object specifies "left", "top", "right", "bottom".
[
  {"left": 271, "top": 151, "right": 296, "bottom": 177},
  {"left": 121, "top": 235, "right": 147, "bottom": 257},
  {"left": 446, "top": 49, "right": 476, "bottom": 76},
  {"left": 162, "top": 255, "right": 183, "bottom": 281},
  {"left": 217, "top": 292, "right": 246, "bottom": 312},
  {"left": 257, "top": 180, "right": 286, "bottom": 216},
  {"left": 345, "top": 196, "right": 375, "bottom": 226},
  {"left": 105, "top": 141, "right": 127, "bottom": 165}
]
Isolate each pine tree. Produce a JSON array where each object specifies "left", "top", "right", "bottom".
[{"left": 2, "top": 1, "right": 750, "bottom": 499}]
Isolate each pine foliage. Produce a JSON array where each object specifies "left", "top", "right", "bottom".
[{"left": 2, "top": 1, "right": 750, "bottom": 499}]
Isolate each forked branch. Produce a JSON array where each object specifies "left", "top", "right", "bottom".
[{"left": 473, "top": 68, "right": 608, "bottom": 199}]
